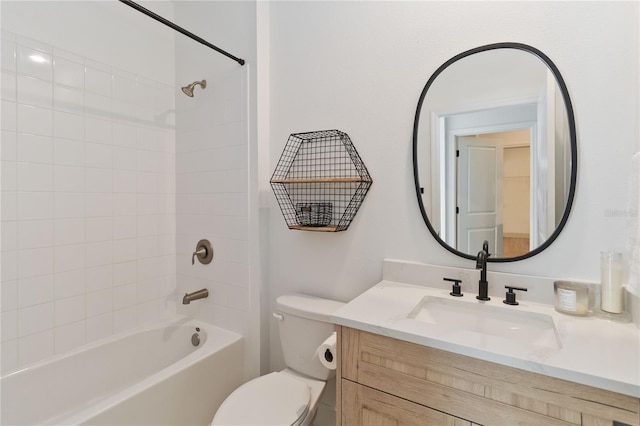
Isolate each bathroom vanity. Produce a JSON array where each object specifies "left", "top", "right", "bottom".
[{"left": 332, "top": 262, "right": 640, "bottom": 426}]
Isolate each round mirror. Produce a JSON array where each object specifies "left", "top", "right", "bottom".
[{"left": 413, "top": 43, "right": 577, "bottom": 262}]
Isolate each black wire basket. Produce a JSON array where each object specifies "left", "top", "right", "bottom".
[{"left": 270, "top": 130, "right": 372, "bottom": 232}]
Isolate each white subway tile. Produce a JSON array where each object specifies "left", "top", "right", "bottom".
[
  {"left": 113, "top": 146, "right": 136, "bottom": 170},
  {"left": 1, "top": 310, "right": 17, "bottom": 341},
  {"left": 137, "top": 299, "right": 159, "bottom": 324},
  {"left": 85, "top": 216, "right": 112, "bottom": 242},
  {"left": 113, "top": 193, "right": 136, "bottom": 216},
  {"left": 85, "top": 193, "right": 112, "bottom": 217},
  {"left": 1, "top": 161, "right": 16, "bottom": 191},
  {"left": 54, "top": 138, "right": 85, "bottom": 167},
  {"left": 17, "top": 192, "right": 53, "bottom": 220},
  {"left": 158, "top": 234, "right": 175, "bottom": 256},
  {"left": 54, "top": 244, "right": 85, "bottom": 273},
  {"left": 111, "top": 99, "right": 137, "bottom": 124},
  {"left": 1, "top": 100, "right": 16, "bottom": 132},
  {"left": 113, "top": 306, "right": 137, "bottom": 333},
  {"left": 85, "top": 66, "right": 111, "bottom": 96},
  {"left": 18, "top": 274, "right": 54, "bottom": 307},
  {"left": 85, "top": 116, "right": 111, "bottom": 145},
  {"left": 113, "top": 170, "right": 136, "bottom": 194},
  {"left": 85, "top": 265, "right": 112, "bottom": 292},
  {"left": 53, "top": 110, "right": 83, "bottom": 141},
  {"left": 17, "top": 163, "right": 53, "bottom": 192},
  {"left": 17, "top": 75, "right": 52, "bottom": 109},
  {"left": 54, "top": 192, "right": 84, "bottom": 218},
  {"left": 18, "top": 302, "right": 54, "bottom": 336},
  {"left": 137, "top": 214, "right": 157, "bottom": 237},
  {"left": 2, "top": 38, "right": 16, "bottom": 72},
  {"left": 18, "top": 329, "right": 54, "bottom": 367},
  {"left": 86, "top": 288, "right": 112, "bottom": 318},
  {"left": 137, "top": 172, "right": 159, "bottom": 193},
  {"left": 1, "top": 280, "right": 18, "bottom": 311},
  {"left": 54, "top": 218, "right": 85, "bottom": 246},
  {"left": 112, "top": 74, "right": 136, "bottom": 103},
  {"left": 137, "top": 257, "right": 158, "bottom": 281},
  {"left": 17, "top": 45, "right": 52, "bottom": 81},
  {"left": 85, "top": 142, "right": 112, "bottom": 169},
  {"left": 137, "top": 193, "right": 158, "bottom": 215},
  {"left": 113, "top": 261, "right": 136, "bottom": 287},
  {"left": 85, "top": 312, "right": 113, "bottom": 343},
  {"left": 113, "top": 215, "right": 136, "bottom": 239},
  {"left": 1, "top": 130, "right": 17, "bottom": 161},
  {"left": 54, "top": 269, "right": 85, "bottom": 299},
  {"left": 17, "top": 104, "right": 52, "bottom": 136},
  {"left": 136, "top": 235, "right": 158, "bottom": 260},
  {"left": 1, "top": 250, "right": 18, "bottom": 281},
  {"left": 136, "top": 277, "right": 159, "bottom": 304},
  {"left": 17, "top": 133, "right": 53, "bottom": 164},
  {"left": 1, "top": 339, "right": 18, "bottom": 374},
  {"left": 54, "top": 295, "right": 85, "bottom": 327},
  {"left": 53, "top": 84, "right": 84, "bottom": 114},
  {"left": 54, "top": 165, "right": 84, "bottom": 192},
  {"left": 157, "top": 194, "right": 175, "bottom": 215},
  {"left": 85, "top": 168, "right": 112, "bottom": 193},
  {"left": 85, "top": 241, "right": 112, "bottom": 268},
  {"left": 54, "top": 320, "right": 85, "bottom": 354},
  {"left": 113, "top": 238, "right": 136, "bottom": 263},
  {"left": 112, "top": 123, "right": 137, "bottom": 148},
  {"left": 18, "top": 247, "right": 53, "bottom": 279},
  {"left": 53, "top": 57, "right": 83, "bottom": 89},
  {"left": 85, "top": 92, "right": 111, "bottom": 120},
  {"left": 1, "top": 221, "right": 17, "bottom": 251},
  {"left": 18, "top": 219, "right": 53, "bottom": 249},
  {"left": 2, "top": 70, "right": 16, "bottom": 101}
]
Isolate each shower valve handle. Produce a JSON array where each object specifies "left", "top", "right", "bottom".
[{"left": 191, "top": 239, "right": 214, "bottom": 265}]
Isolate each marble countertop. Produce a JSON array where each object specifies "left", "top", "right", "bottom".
[{"left": 331, "top": 279, "right": 640, "bottom": 398}]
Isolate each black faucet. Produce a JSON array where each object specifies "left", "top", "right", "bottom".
[{"left": 476, "top": 240, "right": 490, "bottom": 301}]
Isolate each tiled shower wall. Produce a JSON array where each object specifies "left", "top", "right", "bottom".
[{"left": 0, "top": 32, "right": 176, "bottom": 373}]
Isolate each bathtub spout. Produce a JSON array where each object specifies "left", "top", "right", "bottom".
[{"left": 182, "top": 289, "right": 209, "bottom": 304}]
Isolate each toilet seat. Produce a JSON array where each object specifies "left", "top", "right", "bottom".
[{"left": 211, "top": 372, "right": 311, "bottom": 426}]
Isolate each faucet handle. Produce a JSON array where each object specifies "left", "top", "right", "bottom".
[
  {"left": 444, "top": 277, "right": 463, "bottom": 297},
  {"left": 192, "top": 239, "right": 214, "bottom": 265},
  {"left": 504, "top": 285, "right": 528, "bottom": 305}
]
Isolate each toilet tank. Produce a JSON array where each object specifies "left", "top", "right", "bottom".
[{"left": 276, "top": 293, "right": 345, "bottom": 380}]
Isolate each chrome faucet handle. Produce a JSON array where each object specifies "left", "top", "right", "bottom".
[{"left": 192, "top": 239, "right": 214, "bottom": 265}]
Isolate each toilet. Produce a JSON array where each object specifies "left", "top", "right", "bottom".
[{"left": 211, "top": 293, "right": 344, "bottom": 426}]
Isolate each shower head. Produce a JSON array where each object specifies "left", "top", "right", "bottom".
[{"left": 181, "top": 79, "right": 207, "bottom": 97}]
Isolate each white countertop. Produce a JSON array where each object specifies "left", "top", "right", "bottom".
[{"left": 331, "top": 279, "right": 640, "bottom": 398}]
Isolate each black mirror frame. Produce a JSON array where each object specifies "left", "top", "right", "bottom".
[{"left": 412, "top": 42, "right": 577, "bottom": 262}]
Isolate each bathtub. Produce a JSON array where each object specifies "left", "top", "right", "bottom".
[{"left": 1, "top": 316, "right": 243, "bottom": 425}]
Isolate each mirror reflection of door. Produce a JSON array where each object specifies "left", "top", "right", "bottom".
[
  {"left": 456, "top": 131, "right": 531, "bottom": 258},
  {"left": 456, "top": 136, "right": 503, "bottom": 256}
]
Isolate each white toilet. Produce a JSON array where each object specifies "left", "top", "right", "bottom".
[{"left": 211, "top": 293, "right": 344, "bottom": 426}]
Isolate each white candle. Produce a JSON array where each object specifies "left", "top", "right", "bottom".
[{"left": 601, "top": 252, "right": 623, "bottom": 313}]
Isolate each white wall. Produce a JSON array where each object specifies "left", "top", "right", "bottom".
[
  {"left": 0, "top": 1, "right": 176, "bottom": 372},
  {"left": 266, "top": 1, "right": 639, "bottom": 369}
]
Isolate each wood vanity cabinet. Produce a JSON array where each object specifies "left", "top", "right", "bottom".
[{"left": 336, "top": 326, "right": 639, "bottom": 426}]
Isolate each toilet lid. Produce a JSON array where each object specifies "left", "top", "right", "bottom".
[{"left": 212, "top": 372, "right": 311, "bottom": 426}]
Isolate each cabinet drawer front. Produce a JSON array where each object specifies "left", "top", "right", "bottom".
[
  {"left": 340, "top": 327, "right": 639, "bottom": 426},
  {"left": 342, "top": 380, "right": 470, "bottom": 426}
]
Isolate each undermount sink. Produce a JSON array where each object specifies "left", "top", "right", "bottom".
[{"left": 407, "top": 296, "right": 562, "bottom": 350}]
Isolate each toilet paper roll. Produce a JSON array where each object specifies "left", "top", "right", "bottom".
[{"left": 317, "top": 332, "right": 337, "bottom": 370}]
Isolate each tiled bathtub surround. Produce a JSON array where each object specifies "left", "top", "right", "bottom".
[{"left": 1, "top": 31, "right": 176, "bottom": 372}]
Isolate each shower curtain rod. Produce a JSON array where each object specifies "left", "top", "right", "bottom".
[{"left": 118, "top": 0, "right": 245, "bottom": 66}]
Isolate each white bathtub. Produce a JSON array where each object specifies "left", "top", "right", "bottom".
[{"left": 1, "top": 316, "right": 243, "bottom": 425}]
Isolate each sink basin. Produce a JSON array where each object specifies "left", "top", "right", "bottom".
[{"left": 407, "top": 296, "right": 562, "bottom": 350}]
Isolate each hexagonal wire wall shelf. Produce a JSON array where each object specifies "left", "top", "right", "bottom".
[{"left": 270, "top": 129, "right": 372, "bottom": 232}]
